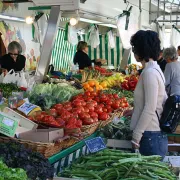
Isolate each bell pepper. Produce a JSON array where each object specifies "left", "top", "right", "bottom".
[{"left": 121, "top": 81, "right": 130, "bottom": 90}]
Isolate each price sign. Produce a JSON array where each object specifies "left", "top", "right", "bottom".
[
  {"left": 18, "top": 102, "right": 38, "bottom": 116},
  {"left": 85, "top": 137, "right": 106, "bottom": 153}
]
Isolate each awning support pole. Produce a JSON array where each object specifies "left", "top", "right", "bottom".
[{"left": 35, "top": 6, "right": 61, "bottom": 82}]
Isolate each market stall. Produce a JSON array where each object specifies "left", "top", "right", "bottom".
[{"left": 0, "top": 0, "right": 180, "bottom": 179}]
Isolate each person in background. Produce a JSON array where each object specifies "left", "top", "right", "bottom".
[
  {"left": 124, "top": 30, "right": 168, "bottom": 158},
  {"left": 177, "top": 46, "right": 180, "bottom": 56},
  {"left": 157, "top": 49, "right": 167, "bottom": 72},
  {"left": 73, "top": 41, "right": 106, "bottom": 69},
  {"left": 163, "top": 46, "right": 180, "bottom": 96},
  {"left": 0, "top": 41, "right": 26, "bottom": 72}
]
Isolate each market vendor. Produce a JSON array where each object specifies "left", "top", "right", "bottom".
[
  {"left": 124, "top": 30, "right": 168, "bottom": 158},
  {"left": 73, "top": 41, "right": 106, "bottom": 69},
  {"left": 0, "top": 41, "right": 26, "bottom": 72},
  {"left": 157, "top": 50, "right": 167, "bottom": 72}
]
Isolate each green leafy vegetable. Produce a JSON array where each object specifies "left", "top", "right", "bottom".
[{"left": 0, "top": 160, "right": 27, "bottom": 180}]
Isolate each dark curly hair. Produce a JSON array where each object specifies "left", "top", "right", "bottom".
[{"left": 130, "top": 30, "right": 161, "bottom": 62}]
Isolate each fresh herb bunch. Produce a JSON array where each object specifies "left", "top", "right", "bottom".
[
  {"left": 0, "top": 160, "right": 27, "bottom": 180},
  {"left": 0, "top": 83, "right": 21, "bottom": 98},
  {"left": 0, "top": 141, "right": 54, "bottom": 180}
]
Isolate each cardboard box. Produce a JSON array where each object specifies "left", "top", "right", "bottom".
[
  {"left": 175, "top": 125, "right": 180, "bottom": 134},
  {"left": 168, "top": 143, "right": 180, "bottom": 152},
  {"left": 19, "top": 128, "right": 64, "bottom": 143}
]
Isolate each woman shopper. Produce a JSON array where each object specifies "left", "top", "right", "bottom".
[
  {"left": 0, "top": 41, "right": 26, "bottom": 72},
  {"left": 163, "top": 46, "right": 180, "bottom": 96},
  {"left": 73, "top": 41, "right": 106, "bottom": 69},
  {"left": 124, "top": 30, "right": 168, "bottom": 158}
]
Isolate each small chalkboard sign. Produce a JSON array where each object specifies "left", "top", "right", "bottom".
[{"left": 85, "top": 137, "right": 106, "bottom": 153}]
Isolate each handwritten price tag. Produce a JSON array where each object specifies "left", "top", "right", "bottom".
[{"left": 85, "top": 137, "right": 106, "bottom": 153}]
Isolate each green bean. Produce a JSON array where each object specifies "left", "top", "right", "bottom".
[{"left": 124, "top": 162, "right": 137, "bottom": 178}]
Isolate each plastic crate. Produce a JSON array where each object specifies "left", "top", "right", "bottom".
[{"left": 49, "top": 132, "right": 131, "bottom": 176}]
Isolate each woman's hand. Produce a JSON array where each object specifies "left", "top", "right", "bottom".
[
  {"left": 123, "top": 109, "right": 133, "bottom": 117},
  {"left": 96, "top": 59, "right": 107, "bottom": 64},
  {"left": 131, "top": 139, "right": 140, "bottom": 149}
]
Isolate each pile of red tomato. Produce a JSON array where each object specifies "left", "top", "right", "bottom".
[{"left": 30, "top": 92, "right": 129, "bottom": 130}]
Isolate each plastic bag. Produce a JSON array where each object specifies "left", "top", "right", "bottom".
[
  {"left": 88, "top": 25, "right": 100, "bottom": 48},
  {"left": 170, "top": 27, "right": 180, "bottom": 48},
  {"left": 159, "top": 25, "right": 165, "bottom": 50},
  {"left": 117, "top": 11, "right": 138, "bottom": 49},
  {"left": 3, "top": 69, "right": 18, "bottom": 84},
  {"left": 68, "top": 25, "right": 78, "bottom": 46},
  {"left": 108, "top": 30, "right": 115, "bottom": 49},
  {"left": 17, "top": 71, "right": 28, "bottom": 88}
]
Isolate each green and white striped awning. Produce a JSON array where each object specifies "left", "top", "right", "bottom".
[{"left": 50, "top": 29, "right": 126, "bottom": 71}]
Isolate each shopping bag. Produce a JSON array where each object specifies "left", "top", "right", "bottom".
[
  {"left": 108, "top": 30, "right": 115, "bottom": 49},
  {"left": 17, "top": 71, "right": 28, "bottom": 88},
  {"left": 68, "top": 25, "right": 78, "bottom": 46},
  {"left": 88, "top": 25, "right": 100, "bottom": 48},
  {"left": 3, "top": 69, "right": 18, "bottom": 84}
]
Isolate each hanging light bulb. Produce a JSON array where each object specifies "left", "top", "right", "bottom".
[
  {"left": 25, "top": 16, "right": 34, "bottom": 24},
  {"left": 70, "top": 17, "right": 78, "bottom": 26}
]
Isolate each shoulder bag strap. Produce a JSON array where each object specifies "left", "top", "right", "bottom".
[{"left": 153, "top": 68, "right": 165, "bottom": 121}]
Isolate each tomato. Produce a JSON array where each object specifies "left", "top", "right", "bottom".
[
  {"left": 60, "top": 112, "right": 71, "bottom": 121},
  {"left": 90, "top": 112, "right": 98, "bottom": 118},
  {"left": 84, "top": 97, "right": 92, "bottom": 101},
  {"left": 73, "top": 108, "right": 82, "bottom": 114},
  {"left": 79, "top": 112, "right": 90, "bottom": 120},
  {"left": 68, "top": 117, "right": 77, "bottom": 125},
  {"left": 48, "top": 108, "right": 57, "bottom": 117},
  {"left": 100, "top": 96, "right": 108, "bottom": 103},
  {"left": 92, "top": 117, "right": 98, "bottom": 123},
  {"left": 120, "top": 102, "right": 126, "bottom": 108},
  {"left": 84, "top": 107, "right": 89, "bottom": 113},
  {"left": 91, "top": 92, "right": 97, "bottom": 97},
  {"left": 111, "top": 102, "right": 120, "bottom": 109},
  {"left": 95, "top": 106, "right": 103, "bottom": 114},
  {"left": 99, "top": 112, "right": 110, "bottom": 121},
  {"left": 81, "top": 101, "right": 86, "bottom": 106},
  {"left": 124, "top": 102, "right": 129, "bottom": 107},
  {"left": 73, "top": 99, "right": 83, "bottom": 107},
  {"left": 106, "top": 105, "right": 112, "bottom": 110},
  {"left": 83, "top": 117, "right": 94, "bottom": 125},
  {"left": 94, "top": 97, "right": 100, "bottom": 103},
  {"left": 42, "top": 115, "right": 55, "bottom": 122},
  {"left": 85, "top": 91, "right": 91, "bottom": 96},
  {"left": 36, "top": 114, "right": 45, "bottom": 121},
  {"left": 113, "top": 94, "right": 119, "bottom": 98},
  {"left": 99, "top": 104, "right": 105, "bottom": 108},
  {"left": 102, "top": 108, "right": 107, "bottom": 112},
  {"left": 41, "top": 111, "right": 47, "bottom": 116},
  {"left": 63, "top": 102, "right": 72, "bottom": 107},
  {"left": 85, "top": 104, "right": 94, "bottom": 112},
  {"left": 55, "top": 118, "right": 65, "bottom": 127},
  {"left": 108, "top": 94, "right": 113, "bottom": 99},
  {"left": 76, "top": 120, "right": 82, "bottom": 128},
  {"left": 53, "top": 104, "right": 63, "bottom": 110},
  {"left": 57, "top": 108, "right": 68, "bottom": 116},
  {"left": 28, "top": 116, "right": 34, "bottom": 121},
  {"left": 107, "top": 108, "right": 113, "bottom": 113},
  {"left": 70, "top": 112, "right": 78, "bottom": 118},
  {"left": 105, "top": 99, "right": 113, "bottom": 105}
]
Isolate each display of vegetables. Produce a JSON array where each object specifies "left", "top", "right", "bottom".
[
  {"left": 60, "top": 149, "right": 176, "bottom": 180},
  {"left": 101, "top": 116, "right": 132, "bottom": 140},
  {"left": 31, "top": 91, "right": 129, "bottom": 129},
  {"left": 94, "top": 66, "right": 113, "bottom": 76},
  {"left": 103, "top": 89, "right": 134, "bottom": 106},
  {"left": 99, "top": 73, "right": 125, "bottom": 89},
  {"left": 121, "top": 75, "right": 139, "bottom": 91},
  {"left": 0, "top": 160, "right": 27, "bottom": 180},
  {"left": 0, "top": 141, "right": 54, "bottom": 180},
  {"left": 83, "top": 80, "right": 107, "bottom": 92},
  {"left": 0, "top": 83, "right": 21, "bottom": 98},
  {"left": 28, "top": 83, "right": 83, "bottom": 110}
]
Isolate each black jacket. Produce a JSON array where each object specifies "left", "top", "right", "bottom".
[
  {"left": 73, "top": 51, "right": 96, "bottom": 69},
  {"left": 157, "top": 58, "right": 167, "bottom": 72},
  {"left": 0, "top": 54, "right": 26, "bottom": 72}
]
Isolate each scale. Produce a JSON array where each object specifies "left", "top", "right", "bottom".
[{"left": 0, "top": 112, "right": 19, "bottom": 137}]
